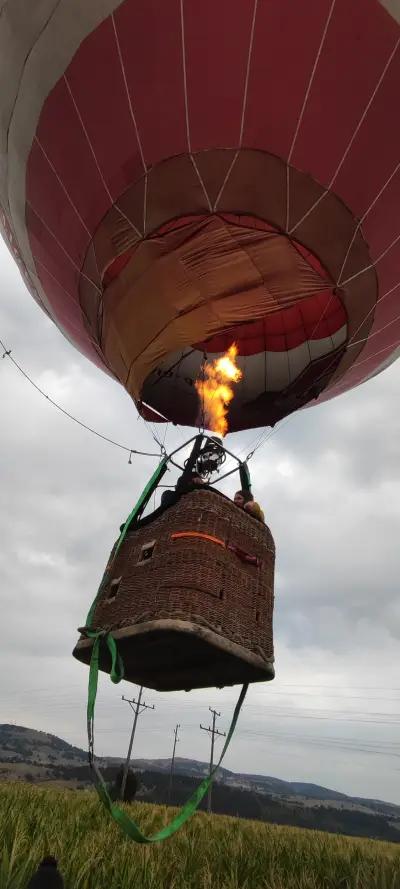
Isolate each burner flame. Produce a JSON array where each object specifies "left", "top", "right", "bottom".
[{"left": 195, "top": 343, "right": 242, "bottom": 437}]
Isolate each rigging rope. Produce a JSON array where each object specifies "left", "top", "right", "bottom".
[{"left": 0, "top": 337, "right": 162, "bottom": 458}]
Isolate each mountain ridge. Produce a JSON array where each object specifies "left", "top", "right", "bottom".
[{"left": 1, "top": 723, "right": 399, "bottom": 818}]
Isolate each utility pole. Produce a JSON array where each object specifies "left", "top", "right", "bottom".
[
  {"left": 168, "top": 723, "right": 180, "bottom": 804},
  {"left": 120, "top": 687, "right": 154, "bottom": 800},
  {"left": 200, "top": 707, "right": 226, "bottom": 814}
]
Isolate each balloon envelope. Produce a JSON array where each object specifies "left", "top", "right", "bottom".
[{"left": 1, "top": 0, "right": 400, "bottom": 430}]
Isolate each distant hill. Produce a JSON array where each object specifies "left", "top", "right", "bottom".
[
  {"left": 122, "top": 757, "right": 349, "bottom": 798},
  {"left": 1, "top": 724, "right": 399, "bottom": 839},
  {"left": 0, "top": 724, "right": 88, "bottom": 766},
  {"left": 123, "top": 756, "right": 399, "bottom": 817}
]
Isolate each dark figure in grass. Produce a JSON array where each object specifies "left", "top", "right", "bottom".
[{"left": 27, "top": 856, "right": 64, "bottom": 889}]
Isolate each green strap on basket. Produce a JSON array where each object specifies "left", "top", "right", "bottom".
[
  {"left": 82, "top": 457, "right": 248, "bottom": 843},
  {"left": 239, "top": 461, "right": 252, "bottom": 493}
]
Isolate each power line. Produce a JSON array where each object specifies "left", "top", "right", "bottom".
[
  {"left": 8, "top": 700, "right": 398, "bottom": 726},
  {"left": 245, "top": 713, "right": 400, "bottom": 727},
  {"left": 249, "top": 692, "right": 400, "bottom": 702},
  {"left": 4, "top": 688, "right": 399, "bottom": 713},
  {"left": 237, "top": 727, "right": 400, "bottom": 757},
  {"left": 3, "top": 718, "right": 397, "bottom": 763},
  {"left": 274, "top": 683, "right": 400, "bottom": 690},
  {"left": 2, "top": 680, "right": 400, "bottom": 699},
  {"left": 0, "top": 337, "right": 161, "bottom": 459},
  {"left": 243, "top": 705, "right": 400, "bottom": 719}
]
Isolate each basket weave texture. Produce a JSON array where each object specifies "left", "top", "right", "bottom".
[{"left": 91, "top": 488, "right": 275, "bottom": 663}]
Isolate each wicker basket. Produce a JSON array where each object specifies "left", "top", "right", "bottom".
[{"left": 73, "top": 488, "right": 275, "bottom": 691}]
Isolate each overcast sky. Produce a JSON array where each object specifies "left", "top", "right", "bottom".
[{"left": 1, "top": 238, "right": 399, "bottom": 806}]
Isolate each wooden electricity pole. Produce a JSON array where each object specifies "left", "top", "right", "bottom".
[
  {"left": 121, "top": 687, "right": 154, "bottom": 800},
  {"left": 168, "top": 723, "right": 180, "bottom": 804},
  {"left": 200, "top": 707, "right": 226, "bottom": 814}
]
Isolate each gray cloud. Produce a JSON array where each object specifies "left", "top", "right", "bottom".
[{"left": 1, "top": 239, "right": 399, "bottom": 805}]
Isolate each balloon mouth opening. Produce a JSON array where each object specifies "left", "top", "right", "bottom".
[{"left": 134, "top": 213, "right": 348, "bottom": 431}]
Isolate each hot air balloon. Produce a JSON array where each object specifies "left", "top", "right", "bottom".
[
  {"left": 2, "top": 0, "right": 400, "bottom": 842},
  {"left": 2, "top": 0, "right": 400, "bottom": 434}
]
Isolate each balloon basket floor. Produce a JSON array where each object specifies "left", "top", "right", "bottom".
[{"left": 73, "top": 619, "right": 275, "bottom": 691}]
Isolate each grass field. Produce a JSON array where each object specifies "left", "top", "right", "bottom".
[{"left": 0, "top": 783, "right": 399, "bottom": 889}]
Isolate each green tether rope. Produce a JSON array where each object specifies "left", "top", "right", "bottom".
[
  {"left": 81, "top": 457, "right": 248, "bottom": 843},
  {"left": 86, "top": 633, "right": 247, "bottom": 843}
]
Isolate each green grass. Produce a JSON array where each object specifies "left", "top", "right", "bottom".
[{"left": 0, "top": 783, "right": 399, "bottom": 889}]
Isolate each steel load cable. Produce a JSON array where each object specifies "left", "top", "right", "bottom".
[{"left": 0, "top": 336, "right": 162, "bottom": 458}]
